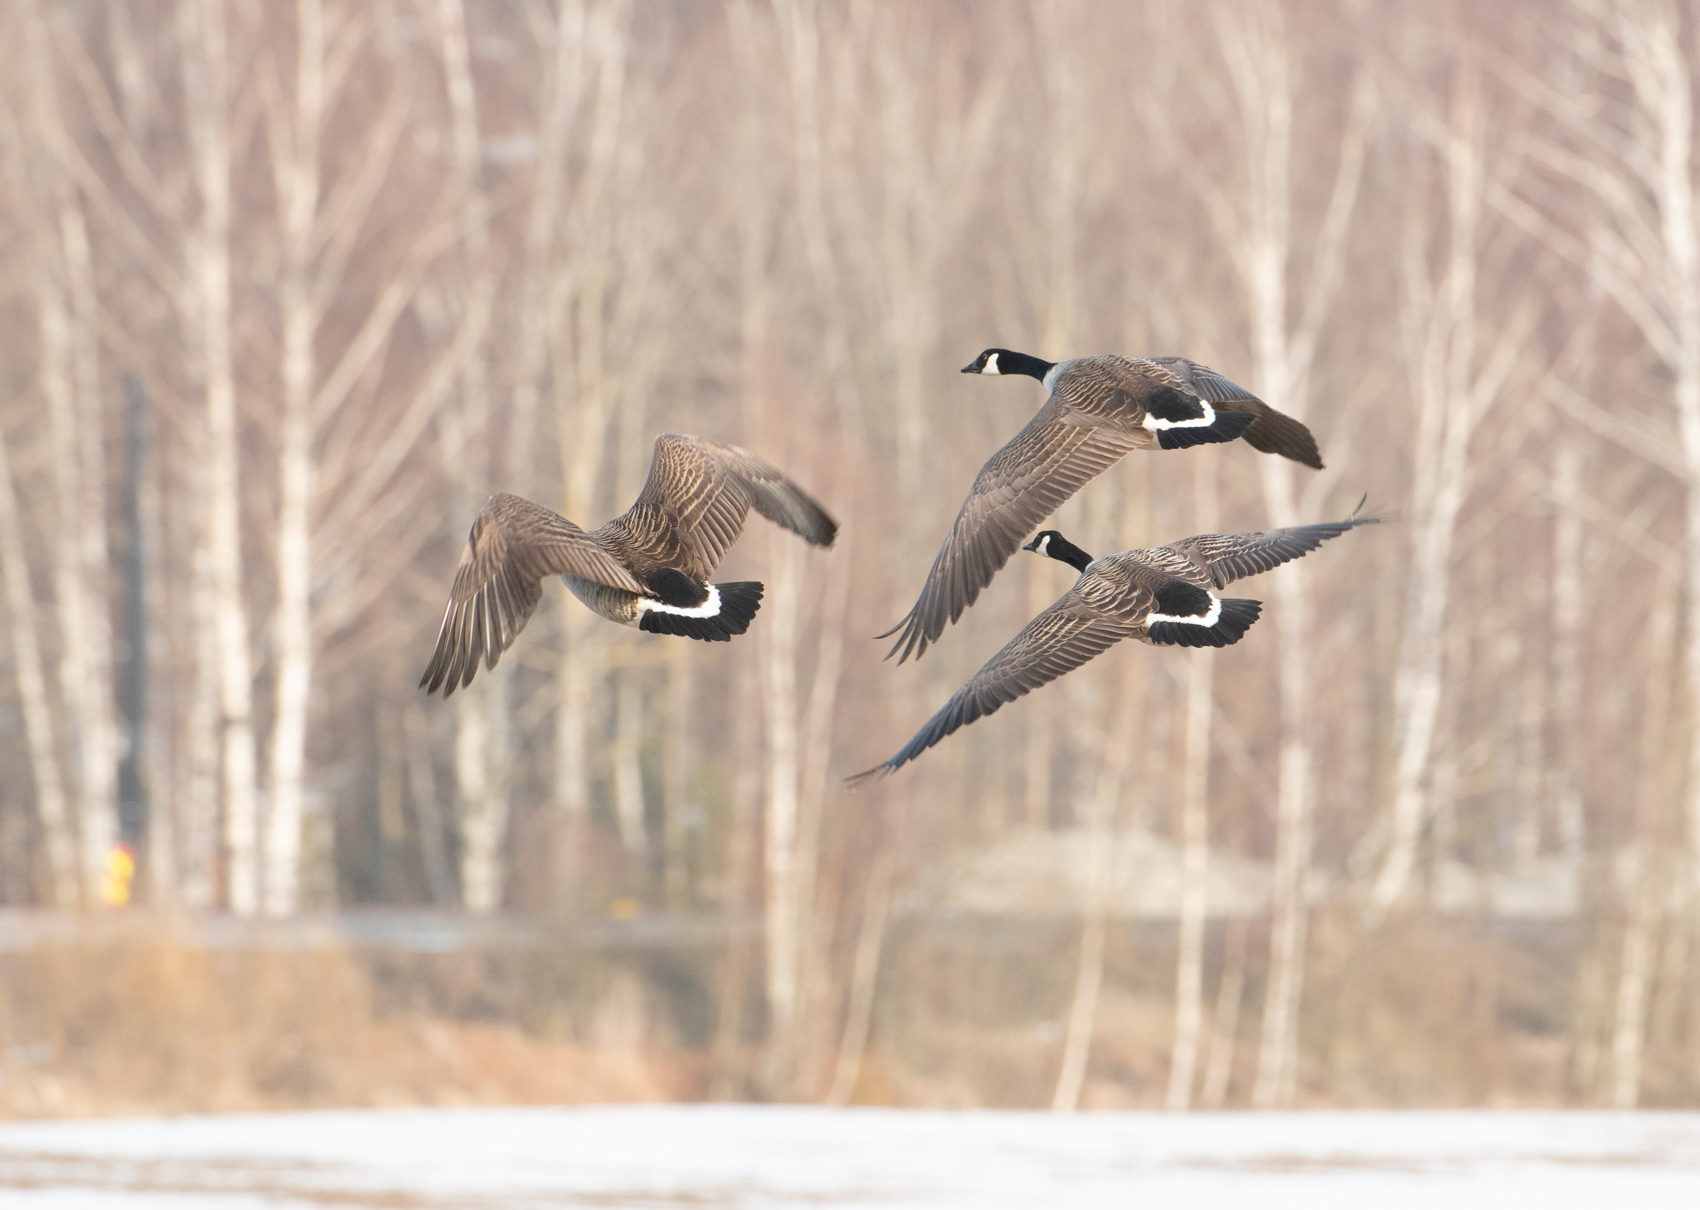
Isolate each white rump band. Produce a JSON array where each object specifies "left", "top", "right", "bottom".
[
  {"left": 637, "top": 584, "right": 722, "bottom": 618},
  {"left": 1142, "top": 400, "right": 1217, "bottom": 432},
  {"left": 1147, "top": 594, "right": 1222, "bottom": 629}
]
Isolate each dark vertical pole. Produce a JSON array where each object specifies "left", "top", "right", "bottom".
[{"left": 118, "top": 374, "right": 148, "bottom": 852}]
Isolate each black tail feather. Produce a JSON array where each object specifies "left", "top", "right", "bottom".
[
  {"left": 1156, "top": 408, "right": 1255, "bottom": 451},
  {"left": 1148, "top": 598, "right": 1262, "bottom": 648},
  {"left": 638, "top": 581, "right": 763, "bottom": 641}
]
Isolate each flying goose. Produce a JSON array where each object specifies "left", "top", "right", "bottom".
[
  {"left": 877, "top": 350, "right": 1323, "bottom": 663},
  {"left": 420, "top": 433, "right": 837, "bottom": 696},
  {"left": 848, "top": 509, "right": 1375, "bottom": 785}
]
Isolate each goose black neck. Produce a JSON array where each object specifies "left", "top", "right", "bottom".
[
  {"left": 1033, "top": 532, "right": 1094, "bottom": 573},
  {"left": 999, "top": 350, "right": 1057, "bottom": 382}
]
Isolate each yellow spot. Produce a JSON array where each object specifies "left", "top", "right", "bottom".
[
  {"left": 608, "top": 897, "right": 642, "bottom": 921},
  {"left": 100, "top": 844, "right": 136, "bottom": 909}
]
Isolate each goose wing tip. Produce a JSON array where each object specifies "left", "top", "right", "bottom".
[{"left": 844, "top": 765, "right": 892, "bottom": 791}]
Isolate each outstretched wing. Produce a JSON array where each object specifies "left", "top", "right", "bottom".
[
  {"left": 850, "top": 597, "right": 1139, "bottom": 786},
  {"left": 420, "top": 494, "right": 642, "bottom": 696},
  {"left": 1143, "top": 356, "right": 1324, "bottom": 470},
  {"left": 1164, "top": 511, "right": 1379, "bottom": 590},
  {"left": 602, "top": 434, "right": 837, "bottom": 582},
  {"left": 880, "top": 400, "right": 1144, "bottom": 663}
]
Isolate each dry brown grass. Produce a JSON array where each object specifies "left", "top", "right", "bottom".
[{"left": 0, "top": 939, "right": 702, "bottom": 1119}]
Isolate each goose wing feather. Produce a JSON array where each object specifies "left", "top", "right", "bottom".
[
  {"left": 602, "top": 434, "right": 837, "bottom": 582},
  {"left": 1165, "top": 514, "right": 1380, "bottom": 589},
  {"left": 881, "top": 398, "right": 1144, "bottom": 662},
  {"left": 852, "top": 592, "right": 1141, "bottom": 784},
  {"left": 1143, "top": 356, "right": 1324, "bottom": 469},
  {"left": 421, "top": 494, "right": 643, "bottom": 695}
]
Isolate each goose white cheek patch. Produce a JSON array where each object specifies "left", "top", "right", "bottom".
[
  {"left": 1146, "top": 595, "right": 1222, "bottom": 628},
  {"left": 1142, "top": 400, "right": 1218, "bottom": 432},
  {"left": 637, "top": 585, "right": 723, "bottom": 618},
  {"left": 982, "top": 353, "right": 1001, "bottom": 375}
]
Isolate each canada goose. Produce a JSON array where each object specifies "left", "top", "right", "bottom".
[
  {"left": 848, "top": 509, "right": 1375, "bottom": 785},
  {"left": 877, "top": 350, "right": 1323, "bottom": 663},
  {"left": 420, "top": 434, "right": 837, "bottom": 696}
]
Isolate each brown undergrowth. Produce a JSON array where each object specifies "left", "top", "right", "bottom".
[{"left": 0, "top": 939, "right": 702, "bottom": 1118}]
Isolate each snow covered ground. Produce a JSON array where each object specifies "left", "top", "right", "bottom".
[{"left": 2, "top": 1106, "right": 1697, "bottom": 1208}]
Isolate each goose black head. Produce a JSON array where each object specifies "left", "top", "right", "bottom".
[
  {"left": 1023, "top": 529, "right": 1094, "bottom": 574},
  {"left": 961, "top": 348, "right": 1057, "bottom": 382}
]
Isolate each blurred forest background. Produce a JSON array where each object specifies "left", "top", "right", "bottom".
[{"left": 2, "top": 0, "right": 1699, "bottom": 1115}]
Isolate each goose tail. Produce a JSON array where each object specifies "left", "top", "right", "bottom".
[
  {"left": 638, "top": 581, "right": 764, "bottom": 641},
  {"left": 1155, "top": 408, "right": 1255, "bottom": 451},
  {"left": 1148, "top": 597, "right": 1262, "bottom": 648}
]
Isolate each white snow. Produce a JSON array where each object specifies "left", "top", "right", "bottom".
[{"left": 2, "top": 1106, "right": 1697, "bottom": 1208}]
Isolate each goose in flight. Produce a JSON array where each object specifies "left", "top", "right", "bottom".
[
  {"left": 878, "top": 350, "right": 1322, "bottom": 663},
  {"left": 849, "top": 509, "right": 1374, "bottom": 785},
  {"left": 421, "top": 434, "right": 837, "bottom": 696}
]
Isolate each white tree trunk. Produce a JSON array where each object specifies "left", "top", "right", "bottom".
[
  {"left": 1053, "top": 673, "right": 1138, "bottom": 1112},
  {"left": 1201, "top": 918, "right": 1248, "bottom": 1108},
  {"left": 612, "top": 670, "right": 647, "bottom": 855},
  {"left": 435, "top": 0, "right": 510, "bottom": 912},
  {"left": 60, "top": 193, "right": 118, "bottom": 905},
  {"left": 761, "top": 537, "right": 804, "bottom": 1097},
  {"left": 264, "top": 0, "right": 324, "bottom": 918},
  {"left": 1207, "top": 5, "right": 1368, "bottom": 1103},
  {"left": 180, "top": 0, "right": 258, "bottom": 915},
  {"left": 0, "top": 423, "right": 76, "bottom": 904},
  {"left": 1371, "top": 66, "right": 1489, "bottom": 913},
  {"left": 1550, "top": 435, "right": 1586, "bottom": 864},
  {"left": 22, "top": 3, "right": 118, "bottom": 906},
  {"left": 826, "top": 842, "right": 894, "bottom": 1106},
  {"left": 1612, "top": 849, "right": 1660, "bottom": 1109},
  {"left": 1167, "top": 645, "right": 1215, "bottom": 1112},
  {"left": 456, "top": 680, "right": 503, "bottom": 912}
]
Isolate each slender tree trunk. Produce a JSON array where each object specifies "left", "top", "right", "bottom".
[
  {"left": 24, "top": 6, "right": 119, "bottom": 906},
  {"left": 663, "top": 640, "right": 695, "bottom": 904},
  {"left": 1612, "top": 849, "right": 1662, "bottom": 1108},
  {"left": 0, "top": 424, "right": 76, "bottom": 904},
  {"left": 402, "top": 699, "right": 456, "bottom": 906},
  {"left": 826, "top": 839, "right": 894, "bottom": 1105},
  {"left": 1372, "top": 65, "right": 1489, "bottom": 913},
  {"left": 761, "top": 537, "right": 804, "bottom": 1097},
  {"left": 1202, "top": 917, "right": 1248, "bottom": 1108},
  {"left": 39, "top": 272, "right": 97, "bottom": 906},
  {"left": 1053, "top": 672, "right": 1138, "bottom": 1112},
  {"left": 1167, "top": 450, "right": 1219, "bottom": 1112},
  {"left": 265, "top": 0, "right": 324, "bottom": 918},
  {"left": 1550, "top": 435, "right": 1586, "bottom": 865},
  {"left": 771, "top": 0, "right": 858, "bottom": 423},
  {"left": 612, "top": 670, "right": 646, "bottom": 855},
  {"left": 1167, "top": 645, "right": 1215, "bottom": 1112},
  {"left": 1613, "top": 573, "right": 1678, "bottom": 1107},
  {"left": 180, "top": 0, "right": 258, "bottom": 914},
  {"left": 61, "top": 193, "right": 118, "bottom": 906},
  {"left": 711, "top": 657, "right": 763, "bottom": 1100},
  {"left": 792, "top": 537, "right": 851, "bottom": 1096},
  {"left": 435, "top": 0, "right": 511, "bottom": 912},
  {"left": 180, "top": 510, "right": 222, "bottom": 910}
]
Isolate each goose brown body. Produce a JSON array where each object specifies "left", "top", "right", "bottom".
[
  {"left": 880, "top": 352, "right": 1322, "bottom": 663},
  {"left": 420, "top": 434, "right": 837, "bottom": 695},
  {"left": 850, "top": 510, "right": 1374, "bottom": 785}
]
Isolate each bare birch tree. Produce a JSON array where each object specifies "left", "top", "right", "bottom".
[
  {"left": 1518, "top": 0, "right": 1700, "bottom": 911},
  {"left": 1169, "top": 0, "right": 1373, "bottom": 1105},
  {"left": 179, "top": 0, "right": 261, "bottom": 914},
  {"left": 0, "top": 422, "right": 77, "bottom": 904},
  {"left": 1371, "top": 54, "right": 1530, "bottom": 912}
]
